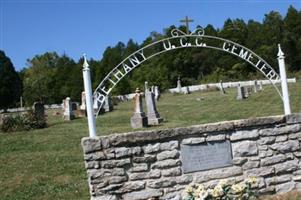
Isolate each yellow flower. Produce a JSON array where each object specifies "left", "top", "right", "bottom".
[
  {"left": 198, "top": 190, "right": 209, "bottom": 200},
  {"left": 231, "top": 183, "right": 246, "bottom": 193},
  {"left": 246, "top": 176, "right": 257, "bottom": 185},
  {"left": 196, "top": 184, "right": 206, "bottom": 192},
  {"left": 218, "top": 179, "right": 229, "bottom": 187},
  {"left": 211, "top": 185, "right": 224, "bottom": 197},
  {"left": 185, "top": 186, "right": 194, "bottom": 194}
]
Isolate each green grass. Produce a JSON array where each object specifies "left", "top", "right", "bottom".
[{"left": 0, "top": 82, "right": 301, "bottom": 200}]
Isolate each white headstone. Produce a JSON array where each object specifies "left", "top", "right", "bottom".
[
  {"left": 63, "top": 97, "right": 75, "bottom": 120},
  {"left": 80, "top": 91, "right": 86, "bottom": 110},
  {"left": 130, "top": 88, "right": 148, "bottom": 128}
]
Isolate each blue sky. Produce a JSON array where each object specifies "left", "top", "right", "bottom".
[{"left": 0, "top": 0, "right": 300, "bottom": 70}]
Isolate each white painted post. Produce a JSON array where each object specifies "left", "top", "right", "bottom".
[
  {"left": 277, "top": 44, "right": 291, "bottom": 115},
  {"left": 82, "top": 54, "right": 97, "bottom": 137}
]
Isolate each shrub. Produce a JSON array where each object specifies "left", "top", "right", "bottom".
[
  {"left": 183, "top": 177, "right": 258, "bottom": 200},
  {"left": 1, "top": 110, "right": 46, "bottom": 132}
]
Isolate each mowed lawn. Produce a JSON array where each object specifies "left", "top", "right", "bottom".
[{"left": 0, "top": 81, "right": 301, "bottom": 200}]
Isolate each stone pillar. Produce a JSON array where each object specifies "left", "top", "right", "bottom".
[
  {"left": 219, "top": 80, "right": 226, "bottom": 95},
  {"left": 33, "top": 102, "right": 45, "bottom": 120},
  {"left": 63, "top": 97, "right": 75, "bottom": 120},
  {"left": 145, "top": 83, "right": 163, "bottom": 125},
  {"left": 130, "top": 88, "right": 148, "bottom": 128},
  {"left": 278, "top": 44, "right": 291, "bottom": 115}
]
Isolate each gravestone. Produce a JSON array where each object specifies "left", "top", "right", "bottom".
[
  {"left": 219, "top": 80, "right": 226, "bottom": 95},
  {"left": 254, "top": 80, "right": 258, "bottom": 93},
  {"left": 154, "top": 86, "right": 160, "bottom": 100},
  {"left": 103, "top": 96, "right": 113, "bottom": 112},
  {"left": 130, "top": 88, "right": 148, "bottom": 128},
  {"left": 181, "top": 141, "right": 232, "bottom": 173},
  {"left": 259, "top": 81, "right": 263, "bottom": 91},
  {"left": 182, "top": 86, "right": 190, "bottom": 94},
  {"left": 177, "top": 76, "right": 182, "bottom": 93},
  {"left": 236, "top": 84, "right": 246, "bottom": 100},
  {"left": 63, "top": 97, "right": 75, "bottom": 120},
  {"left": 145, "top": 82, "right": 163, "bottom": 125},
  {"left": 80, "top": 91, "right": 86, "bottom": 110},
  {"left": 33, "top": 102, "right": 45, "bottom": 120},
  {"left": 72, "top": 102, "right": 77, "bottom": 111}
]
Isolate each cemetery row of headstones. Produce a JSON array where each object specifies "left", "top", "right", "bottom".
[
  {"left": 61, "top": 92, "right": 114, "bottom": 121},
  {"left": 236, "top": 80, "right": 263, "bottom": 100},
  {"left": 130, "top": 82, "right": 163, "bottom": 129}
]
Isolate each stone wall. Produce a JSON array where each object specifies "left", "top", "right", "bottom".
[{"left": 81, "top": 113, "right": 301, "bottom": 200}]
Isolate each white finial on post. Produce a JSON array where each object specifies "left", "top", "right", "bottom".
[
  {"left": 277, "top": 44, "right": 291, "bottom": 115},
  {"left": 82, "top": 54, "right": 97, "bottom": 137}
]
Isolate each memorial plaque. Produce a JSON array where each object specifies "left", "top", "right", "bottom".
[{"left": 181, "top": 140, "right": 232, "bottom": 173}]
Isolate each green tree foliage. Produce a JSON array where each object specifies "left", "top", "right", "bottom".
[
  {"left": 18, "top": 6, "right": 301, "bottom": 104},
  {"left": 0, "top": 51, "right": 22, "bottom": 110}
]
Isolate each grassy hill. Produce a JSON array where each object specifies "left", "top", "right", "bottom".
[{"left": 0, "top": 81, "right": 301, "bottom": 200}]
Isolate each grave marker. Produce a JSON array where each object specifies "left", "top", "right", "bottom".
[
  {"left": 33, "top": 102, "right": 45, "bottom": 120},
  {"left": 145, "top": 82, "right": 163, "bottom": 125},
  {"left": 130, "top": 88, "right": 148, "bottom": 128},
  {"left": 63, "top": 97, "right": 75, "bottom": 120}
]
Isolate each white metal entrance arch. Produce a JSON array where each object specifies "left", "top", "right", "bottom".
[{"left": 82, "top": 27, "right": 291, "bottom": 137}]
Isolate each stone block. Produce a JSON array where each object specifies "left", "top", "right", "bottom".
[
  {"left": 261, "top": 154, "right": 286, "bottom": 166},
  {"left": 270, "top": 140, "right": 300, "bottom": 153},
  {"left": 148, "top": 179, "right": 177, "bottom": 189},
  {"left": 82, "top": 137, "right": 101, "bottom": 153},
  {"left": 289, "top": 132, "right": 301, "bottom": 139},
  {"left": 151, "top": 159, "right": 181, "bottom": 169},
  {"left": 258, "top": 137, "right": 275, "bottom": 145},
  {"left": 242, "top": 160, "right": 259, "bottom": 170},
  {"left": 195, "top": 166, "right": 243, "bottom": 183},
  {"left": 133, "top": 155, "right": 156, "bottom": 163},
  {"left": 265, "top": 175, "right": 291, "bottom": 186},
  {"left": 206, "top": 134, "right": 226, "bottom": 142},
  {"left": 275, "top": 135, "right": 288, "bottom": 142},
  {"left": 114, "top": 181, "right": 145, "bottom": 194},
  {"left": 275, "top": 181, "right": 295, "bottom": 194},
  {"left": 108, "top": 176, "right": 128, "bottom": 184},
  {"left": 245, "top": 166, "right": 275, "bottom": 177},
  {"left": 130, "top": 163, "right": 148, "bottom": 172},
  {"left": 129, "top": 170, "right": 161, "bottom": 181},
  {"left": 84, "top": 152, "right": 106, "bottom": 161},
  {"left": 157, "top": 150, "right": 179, "bottom": 161},
  {"left": 160, "top": 141, "right": 179, "bottom": 151},
  {"left": 286, "top": 113, "right": 301, "bottom": 124},
  {"left": 162, "top": 167, "right": 182, "bottom": 177},
  {"left": 122, "top": 189, "right": 163, "bottom": 200},
  {"left": 101, "top": 158, "right": 131, "bottom": 168},
  {"left": 230, "top": 129, "right": 259, "bottom": 141},
  {"left": 232, "top": 141, "right": 258, "bottom": 157},
  {"left": 143, "top": 143, "right": 160, "bottom": 154},
  {"left": 182, "top": 137, "right": 205, "bottom": 144},
  {"left": 232, "top": 157, "right": 248, "bottom": 165},
  {"left": 275, "top": 160, "right": 299, "bottom": 174}
]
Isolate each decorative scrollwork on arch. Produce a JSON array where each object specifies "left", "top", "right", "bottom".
[
  {"left": 191, "top": 27, "right": 205, "bottom": 36},
  {"left": 170, "top": 27, "right": 206, "bottom": 37},
  {"left": 170, "top": 29, "right": 186, "bottom": 37}
]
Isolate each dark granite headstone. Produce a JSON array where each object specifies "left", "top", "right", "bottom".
[{"left": 181, "top": 140, "right": 232, "bottom": 173}]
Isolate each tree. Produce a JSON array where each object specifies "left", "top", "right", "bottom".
[{"left": 0, "top": 51, "right": 22, "bottom": 110}]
